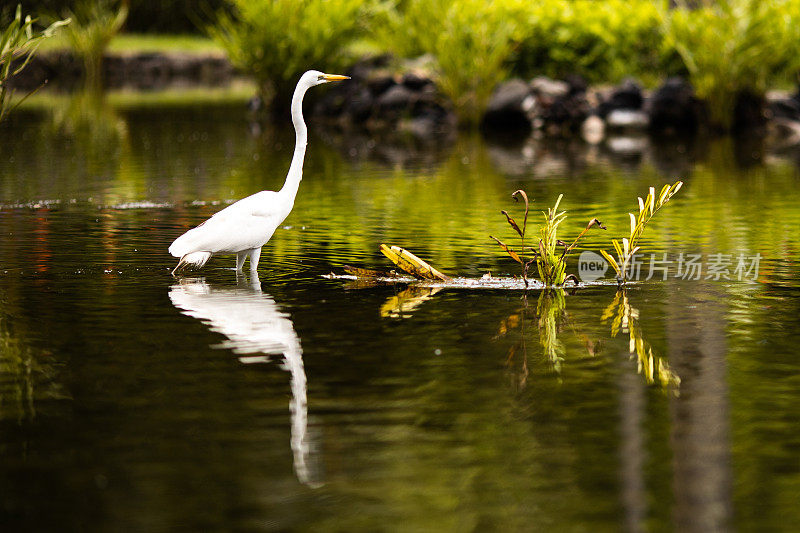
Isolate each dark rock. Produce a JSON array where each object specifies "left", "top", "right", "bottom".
[
  {"left": 345, "top": 55, "right": 392, "bottom": 82},
  {"left": 535, "top": 80, "right": 591, "bottom": 135},
  {"left": 482, "top": 78, "right": 534, "bottom": 131},
  {"left": 402, "top": 72, "right": 431, "bottom": 91},
  {"left": 376, "top": 84, "right": 417, "bottom": 111},
  {"left": 564, "top": 74, "right": 588, "bottom": 96},
  {"left": 767, "top": 89, "right": 800, "bottom": 144},
  {"left": 733, "top": 91, "right": 767, "bottom": 132},
  {"left": 528, "top": 76, "right": 589, "bottom": 134},
  {"left": 366, "top": 74, "right": 397, "bottom": 97},
  {"left": 647, "top": 77, "right": 702, "bottom": 133},
  {"left": 598, "top": 78, "right": 644, "bottom": 117},
  {"left": 345, "top": 86, "right": 376, "bottom": 122},
  {"left": 769, "top": 96, "right": 800, "bottom": 121}
]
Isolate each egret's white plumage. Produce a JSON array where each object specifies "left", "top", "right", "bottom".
[{"left": 169, "top": 70, "right": 349, "bottom": 275}]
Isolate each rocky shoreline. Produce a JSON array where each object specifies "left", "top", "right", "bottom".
[
  {"left": 10, "top": 51, "right": 800, "bottom": 146},
  {"left": 319, "top": 56, "right": 800, "bottom": 147},
  {"left": 9, "top": 50, "right": 237, "bottom": 91}
]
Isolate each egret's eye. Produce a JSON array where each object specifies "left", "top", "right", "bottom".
[{"left": 317, "top": 75, "right": 325, "bottom": 81}]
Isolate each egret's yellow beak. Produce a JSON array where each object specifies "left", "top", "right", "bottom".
[{"left": 323, "top": 73, "right": 350, "bottom": 82}]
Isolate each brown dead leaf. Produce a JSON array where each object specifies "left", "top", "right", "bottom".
[{"left": 490, "top": 235, "right": 522, "bottom": 264}]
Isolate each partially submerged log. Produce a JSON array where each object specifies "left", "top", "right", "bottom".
[{"left": 378, "top": 244, "right": 450, "bottom": 281}]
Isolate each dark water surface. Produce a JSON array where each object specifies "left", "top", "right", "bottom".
[{"left": 1, "top": 97, "right": 799, "bottom": 531}]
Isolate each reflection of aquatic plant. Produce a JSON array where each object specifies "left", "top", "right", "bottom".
[
  {"left": 492, "top": 190, "right": 605, "bottom": 286},
  {"left": 494, "top": 289, "right": 570, "bottom": 387},
  {"left": 536, "top": 289, "right": 566, "bottom": 373},
  {"left": 62, "top": 0, "right": 128, "bottom": 89},
  {"left": 600, "top": 181, "right": 682, "bottom": 285},
  {"left": 602, "top": 290, "right": 680, "bottom": 388},
  {"left": 0, "top": 5, "right": 69, "bottom": 122}
]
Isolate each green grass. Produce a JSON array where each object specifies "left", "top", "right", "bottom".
[{"left": 37, "top": 32, "right": 225, "bottom": 55}]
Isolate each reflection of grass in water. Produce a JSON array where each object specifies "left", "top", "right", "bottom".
[
  {"left": 0, "top": 315, "right": 67, "bottom": 422},
  {"left": 602, "top": 290, "right": 680, "bottom": 388},
  {"left": 15, "top": 82, "right": 256, "bottom": 112},
  {"left": 48, "top": 89, "right": 129, "bottom": 169}
]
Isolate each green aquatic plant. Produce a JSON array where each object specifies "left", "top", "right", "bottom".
[
  {"left": 61, "top": 0, "right": 128, "bottom": 89},
  {"left": 537, "top": 195, "right": 605, "bottom": 286},
  {"left": 493, "top": 190, "right": 605, "bottom": 286},
  {"left": 600, "top": 181, "right": 682, "bottom": 285},
  {"left": 602, "top": 290, "right": 680, "bottom": 388},
  {"left": 0, "top": 4, "right": 69, "bottom": 122},
  {"left": 491, "top": 189, "right": 534, "bottom": 288}
]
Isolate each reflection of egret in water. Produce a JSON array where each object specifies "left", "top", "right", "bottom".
[{"left": 168, "top": 274, "right": 320, "bottom": 486}]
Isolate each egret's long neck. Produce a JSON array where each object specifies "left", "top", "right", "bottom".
[{"left": 280, "top": 81, "right": 310, "bottom": 202}]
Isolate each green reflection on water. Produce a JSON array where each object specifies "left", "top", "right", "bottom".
[{"left": 1, "top": 96, "right": 800, "bottom": 531}]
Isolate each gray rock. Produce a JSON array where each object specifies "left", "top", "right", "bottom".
[{"left": 530, "top": 76, "right": 569, "bottom": 100}]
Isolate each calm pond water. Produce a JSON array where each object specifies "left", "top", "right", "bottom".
[{"left": 1, "top": 94, "right": 799, "bottom": 532}]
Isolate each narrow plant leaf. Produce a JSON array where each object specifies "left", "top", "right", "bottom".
[
  {"left": 553, "top": 193, "right": 563, "bottom": 214},
  {"left": 490, "top": 236, "right": 522, "bottom": 264},
  {"left": 658, "top": 184, "right": 670, "bottom": 205},
  {"left": 511, "top": 190, "right": 529, "bottom": 236},
  {"left": 501, "top": 210, "right": 523, "bottom": 238},
  {"left": 600, "top": 249, "right": 621, "bottom": 276},
  {"left": 638, "top": 196, "right": 645, "bottom": 213},
  {"left": 612, "top": 239, "right": 624, "bottom": 261}
]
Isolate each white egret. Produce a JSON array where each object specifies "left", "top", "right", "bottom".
[{"left": 169, "top": 70, "right": 349, "bottom": 275}]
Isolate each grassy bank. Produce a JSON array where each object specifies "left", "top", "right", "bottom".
[
  {"left": 11, "top": 0, "right": 800, "bottom": 130},
  {"left": 38, "top": 32, "right": 225, "bottom": 56}
]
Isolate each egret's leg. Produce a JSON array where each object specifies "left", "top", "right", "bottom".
[
  {"left": 236, "top": 251, "right": 248, "bottom": 272},
  {"left": 249, "top": 247, "right": 262, "bottom": 272}
]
